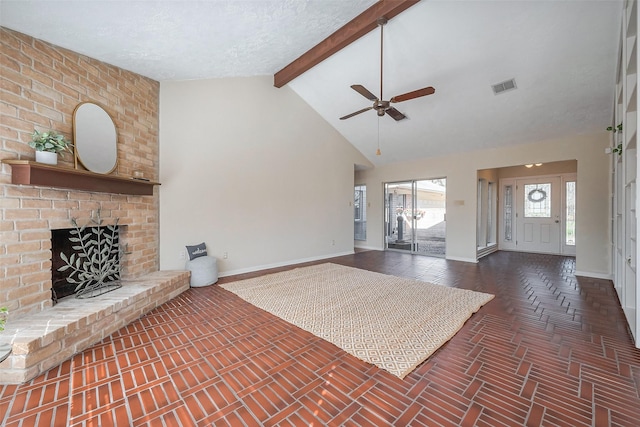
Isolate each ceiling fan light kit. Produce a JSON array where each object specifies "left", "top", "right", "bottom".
[{"left": 340, "top": 16, "right": 435, "bottom": 122}]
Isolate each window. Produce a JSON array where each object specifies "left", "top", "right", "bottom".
[
  {"left": 524, "top": 183, "right": 551, "bottom": 218},
  {"left": 354, "top": 188, "right": 363, "bottom": 220},
  {"left": 487, "top": 182, "right": 496, "bottom": 244},
  {"left": 504, "top": 185, "right": 513, "bottom": 241},
  {"left": 354, "top": 185, "right": 366, "bottom": 240},
  {"left": 566, "top": 181, "right": 576, "bottom": 245},
  {"left": 477, "top": 179, "right": 497, "bottom": 248}
]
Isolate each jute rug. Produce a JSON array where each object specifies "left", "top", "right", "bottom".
[{"left": 221, "top": 263, "right": 494, "bottom": 378}]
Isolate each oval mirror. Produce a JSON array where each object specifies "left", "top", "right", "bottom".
[{"left": 73, "top": 102, "right": 118, "bottom": 174}]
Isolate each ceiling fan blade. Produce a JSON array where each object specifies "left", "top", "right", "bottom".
[
  {"left": 386, "top": 107, "right": 406, "bottom": 121},
  {"left": 390, "top": 86, "right": 435, "bottom": 103},
  {"left": 351, "top": 85, "right": 378, "bottom": 101},
  {"left": 340, "top": 106, "right": 373, "bottom": 120}
]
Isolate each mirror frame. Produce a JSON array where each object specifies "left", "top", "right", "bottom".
[{"left": 72, "top": 101, "right": 118, "bottom": 174}]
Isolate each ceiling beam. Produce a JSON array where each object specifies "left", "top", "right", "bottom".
[{"left": 273, "top": 0, "right": 420, "bottom": 88}]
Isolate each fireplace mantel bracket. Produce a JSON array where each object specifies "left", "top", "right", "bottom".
[{"left": 2, "top": 160, "right": 160, "bottom": 196}]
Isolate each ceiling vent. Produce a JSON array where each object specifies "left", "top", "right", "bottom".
[{"left": 492, "top": 78, "right": 517, "bottom": 95}]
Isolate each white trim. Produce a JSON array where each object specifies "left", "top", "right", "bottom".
[
  {"left": 354, "top": 244, "right": 381, "bottom": 251},
  {"left": 574, "top": 270, "right": 613, "bottom": 280},
  {"left": 446, "top": 256, "right": 478, "bottom": 263},
  {"left": 477, "top": 244, "right": 498, "bottom": 259},
  {"left": 218, "top": 251, "right": 355, "bottom": 277}
]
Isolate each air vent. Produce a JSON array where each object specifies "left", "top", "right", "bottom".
[{"left": 492, "top": 78, "right": 517, "bottom": 95}]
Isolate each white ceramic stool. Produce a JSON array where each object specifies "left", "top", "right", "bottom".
[{"left": 185, "top": 256, "right": 218, "bottom": 287}]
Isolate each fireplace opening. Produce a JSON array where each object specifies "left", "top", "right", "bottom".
[{"left": 51, "top": 225, "right": 121, "bottom": 303}]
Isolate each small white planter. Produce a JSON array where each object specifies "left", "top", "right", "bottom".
[{"left": 35, "top": 150, "right": 58, "bottom": 165}]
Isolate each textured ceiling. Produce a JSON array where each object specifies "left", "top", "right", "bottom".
[
  {"left": 0, "top": 0, "right": 376, "bottom": 80},
  {"left": 0, "top": 0, "right": 622, "bottom": 166}
]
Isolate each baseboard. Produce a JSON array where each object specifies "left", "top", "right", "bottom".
[
  {"left": 354, "top": 245, "right": 381, "bottom": 251},
  {"left": 446, "top": 256, "right": 478, "bottom": 263},
  {"left": 219, "top": 251, "right": 355, "bottom": 277},
  {"left": 574, "top": 270, "right": 613, "bottom": 280},
  {"left": 219, "top": 251, "right": 487, "bottom": 277}
]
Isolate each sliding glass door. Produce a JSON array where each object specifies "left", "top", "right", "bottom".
[
  {"left": 384, "top": 179, "right": 446, "bottom": 257},
  {"left": 385, "top": 181, "right": 416, "bottom": 252}
]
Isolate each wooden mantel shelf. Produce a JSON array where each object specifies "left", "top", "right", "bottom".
[{"left": 2, "top": 160, "right": 160, "bottom": 196}]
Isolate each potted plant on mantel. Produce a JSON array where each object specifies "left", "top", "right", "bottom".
[{"left": 28, "top": 129, "right": 73, "bottom": 165}]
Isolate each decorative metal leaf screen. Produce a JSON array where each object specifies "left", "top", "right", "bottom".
[{"left": 57, "top": 210, "right": 122, "bottom": 299}]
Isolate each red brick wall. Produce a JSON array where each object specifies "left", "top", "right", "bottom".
[{"left": 0, "top": 28, "right": 161, "bottom": 319}]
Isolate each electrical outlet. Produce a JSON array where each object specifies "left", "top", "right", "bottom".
[
  {"left": 332, "top": 240, "right": 335, "bottom": 246},
  {"left": 223, "top": 251, "right": 228, "bottom": 259},
  {"left": 178, "top": 250, "right": 185, "bottom": 260}
]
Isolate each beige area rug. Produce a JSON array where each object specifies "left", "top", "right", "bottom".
[{"left": 221, "top": 263, "right": 494, "bottom": 378}]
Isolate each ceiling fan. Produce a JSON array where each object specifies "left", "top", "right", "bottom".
[{"left": 339, "top": 17, "right": 435, "bottom": 122}]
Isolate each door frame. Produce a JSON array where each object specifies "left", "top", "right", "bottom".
[
  {"left": 499, "top": 172, "right": 577, "bottom": 255},
  {"left": 384, "top": 180, "right": 418, "bottom": 254},
  {"left": 383, "top": 178, "right": 447, "bottom": 257}
]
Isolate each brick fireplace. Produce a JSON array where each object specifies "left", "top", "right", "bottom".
[
  {"left": 1, "top": 26, "right": 161, "bottom": 317},
  {"left": 0, "top": 28, "right": 190, "bottom": 383}
]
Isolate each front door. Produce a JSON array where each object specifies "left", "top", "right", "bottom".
[{"left": 515, "top": 177, "right": 561, "bottom": 254}]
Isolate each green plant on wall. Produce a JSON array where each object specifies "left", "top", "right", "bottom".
[
  {"left": 58, "top": 210, "right": 123, "bottom": 299},
  {"left": 606, "top": 123, "right": 623, "bottom": 133},
  {"left": 607, "top": 123, "right": 623, "bottom": 156}
]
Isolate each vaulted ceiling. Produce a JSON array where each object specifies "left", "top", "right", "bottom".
[{"left": 1, "top": 0, "right": 622, "bottom": 166}]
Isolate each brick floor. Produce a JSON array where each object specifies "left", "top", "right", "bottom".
[{"left": 1, "top": 250, "right": 639, "bottom": 426}]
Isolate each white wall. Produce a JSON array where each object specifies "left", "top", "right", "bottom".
[
  {"left": 497, "top": 160, "right": 577, "bottom": 179},
  {"left": 356, "top": 132, "right": 611, "bottom": 276},
  {"left": 159, "top": 76, "right": 371, "bottom": 275}
]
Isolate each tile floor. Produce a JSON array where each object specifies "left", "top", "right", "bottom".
[{"left": 1, "top": 250, "right": 639, "bottom": 426}]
